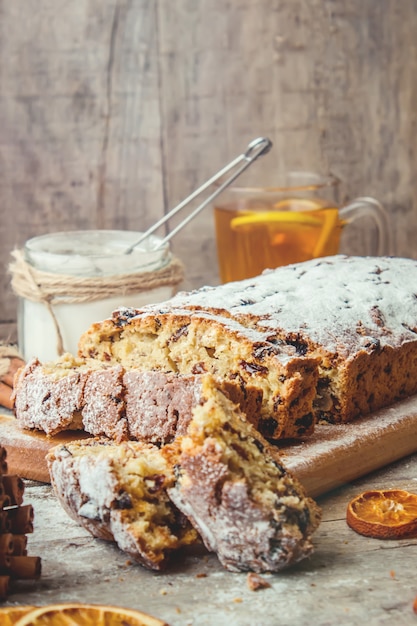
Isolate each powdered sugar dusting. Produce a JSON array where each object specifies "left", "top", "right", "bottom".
[
  {"left": 77, "top": 454, "right": 119, "bottom": 511},
  {"left": 158, "top": 256, "right": 417, "bottom": 355}
]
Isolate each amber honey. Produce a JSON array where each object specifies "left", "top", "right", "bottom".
[{"left": 214, "top": 198, "right": 344, "bottom": 283}]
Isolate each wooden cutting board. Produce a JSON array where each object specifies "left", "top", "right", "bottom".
[
  {"left": 0, "top": 416, "right": 91, "bottom": 483},
  {"left": 2, "top": 395, "right": 417, "bottom": 497}
]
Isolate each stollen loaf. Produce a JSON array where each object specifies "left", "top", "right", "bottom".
[{"left": 78, "top": 255, "right": 417, "bottom": 429}]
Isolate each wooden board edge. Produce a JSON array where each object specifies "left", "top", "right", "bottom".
[
  {"left": 0, "top": 414, "right": 91, "bottom": 482},
  {"left": 282, "top": 400, "right": 417, "bottom": 497}
]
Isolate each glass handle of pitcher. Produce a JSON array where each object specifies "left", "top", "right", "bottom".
[{"left": 338, "top": 196, "right": 391, "bottom": 256}]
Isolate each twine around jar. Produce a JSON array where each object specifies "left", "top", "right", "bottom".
[{"left": 9, "top": 248, "right": 185, "bottom": 357}]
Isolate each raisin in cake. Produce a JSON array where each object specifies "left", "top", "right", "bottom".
[
  {"left": 77, "top": 308, "right": 319, "bottom": 440},
  {"left": 79, "top": 255, "right": 417, "bottom": 425},
  {"left": 47, "top": 438, "right": 198, "bottom": 571},
  {"left": 13, "top": 355, "right": 263, "bottom": 443}
]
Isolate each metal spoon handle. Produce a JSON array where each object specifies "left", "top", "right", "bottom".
[{"left": 124, "top": 136, "right": 272, "bottom": 254}]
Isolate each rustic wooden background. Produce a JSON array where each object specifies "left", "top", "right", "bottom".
[{"left": 1, "top": 0, "right": 416, "bottom": 344}]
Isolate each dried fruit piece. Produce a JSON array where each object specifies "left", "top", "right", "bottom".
[
  {"left": 0, "top": 606, "right": 36, "bottom": 625},
  {"left": 246, "top": 572, "right": 271, "bottom": 591},
  {"left": 346, "top": 489, "right": 417, "bottom": 539},
  {"left": 13, "top": 603, "right": 169, "bottom": 626}
]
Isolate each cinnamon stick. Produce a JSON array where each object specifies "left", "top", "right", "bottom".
[
  {"left": 1, "top": 357, "right": 25, "bottom": 387},
  {"left": 0, "top": 447, "right": 8, "bottom": 475},
  {"left": 4, "top": 505, "right": 34, "bottom": 534},
  {"left": 2, "top": 475, "right": 25, "bottom": 506},
  {"left": 0, "top": 553, "right": 11, "bottom": 570},
  {"left": 0, "top": 511, "right": 12, "bottom": 533},
  {"left": 0, "top": 575, "right": 9, "bottom": 600},
  {"left": 0, "top": 554, "right": 41, "bottom": 580},
  {"left": 0, "top": 381, "right": 14, "bottom": 410},
  {"left": 0, "top": 494, "right": 11, "bottom": 510},
  {"left": 0, "top": 533, "right": 14, "bottom": 555},
  {"left": 8, "top": 555, "right": 41, "bottom": 580},
  {"left": 11, "top": 534, "right": 27, "bottom": 556}
]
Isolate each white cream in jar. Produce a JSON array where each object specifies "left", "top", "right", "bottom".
[{"left": 14, "top": 230, "right": 183, "bottom": 362}]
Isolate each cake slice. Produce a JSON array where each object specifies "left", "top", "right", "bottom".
[
  {"left": 12, "top": 356, "right": 88, "bottom": 435},
  {"left": 47, "top": 438, "right": 198, "bottom": 571},
  {"left": 164, "top": 375, "right": 321, "bottom": 573}
]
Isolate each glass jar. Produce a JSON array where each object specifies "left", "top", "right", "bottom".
[{"left": 15, "top": 230, "right": 181, "bottom": 362}]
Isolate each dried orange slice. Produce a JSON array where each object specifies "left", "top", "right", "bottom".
[
  {"left": 346, "top": 489, "right": 417, "bottom": 539},
  {"left": 0, "top": 607, "right": 37, "bottom": 625},
  {"left": 13, "top": 603, "right": 169, "bottom": 626}
]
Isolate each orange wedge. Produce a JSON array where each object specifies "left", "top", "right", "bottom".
[
  {"left": 346, "top": 489, "right": 417, "bottom": 539},
  {"left": 0, "top": 607, "right": 37, "bottom": 626},
  {"left": 12, "top": 603, "right": 169, "bottom": 626}
]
